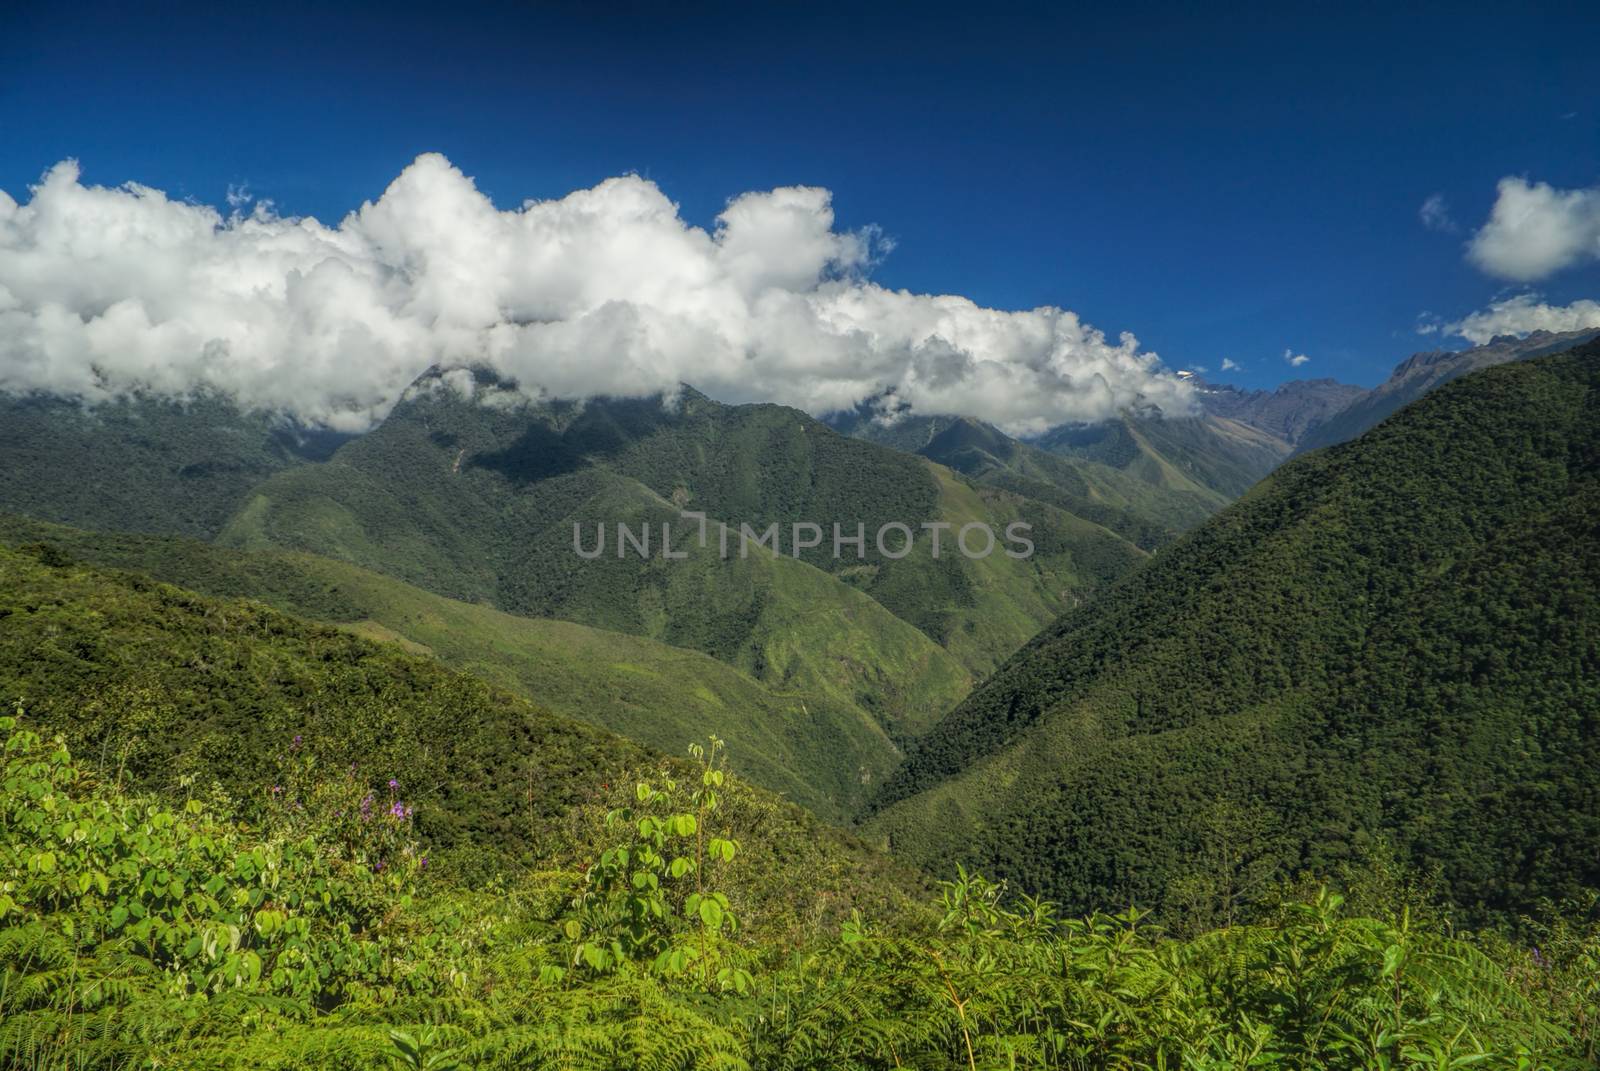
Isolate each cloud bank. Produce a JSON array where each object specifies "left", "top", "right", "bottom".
[
  {"left": 1467, "top": 177, "right": 1600, "bottom": 282},
  {"left": 0, "top": 154, "right": 1193, "bottom": 435}
]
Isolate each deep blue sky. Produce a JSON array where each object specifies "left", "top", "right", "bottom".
[{"left": 4, "top": 0, "right": 1597, "bottom": 389}]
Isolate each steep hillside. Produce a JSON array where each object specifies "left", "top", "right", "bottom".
[
  {"left": 218, "top": 372, "right": 1143, "bottom": 690},
  {"left": 0, "top": 391, "right": 348, "bottom": 539},
  {"left": 868, "top": 344, "right": 1600, "bottom": 923},
  {"left": 0, "top": 515, "right": 901, "bottom": 819},
  {"left": 0, "top": 539, "right": 643, "bottom": 870},
  {"left": 826, "top": 409, "right": 1218, "bottom": 548},
  {"left": 0, "top": 540, "right": 921, "bottom": 916},
  {"left": 1295, "top": 328, "right": 1600, "bottom": 455}
]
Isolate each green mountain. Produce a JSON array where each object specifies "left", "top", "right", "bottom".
[
  {"left": 0, "top": 391, "right": 348, "bottom": 539},
  {"left": 217, "top": 373, "right": 1146, "bottom": 731},
  {"left": 0, "top": 538, "right": 917, "bottom": 911},
  {"left": 0, "top": 514, "right": 901, "bottom": 819},
  {"left": 826, "top": 410, "right": 1220, "bottom": 549},
  {"left": 0, "top": 538, "right": 643, "bottom": 872},
  {"left": 868, "top": 343, "right": 1600, "bottom": 923},
  {"left": 832, "top": 394, "right": 1333, "bottom": 552}
]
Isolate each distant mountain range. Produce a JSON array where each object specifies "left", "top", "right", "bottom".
[
  {"left": 1293, "top": 328, "right": 1600, "bottom": 455},
  {"left": 2, "top": 328, "right": 1595, "bottom": 831}
]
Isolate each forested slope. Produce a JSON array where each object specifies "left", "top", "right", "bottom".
[
  {"left": 869, "top": 344, "right": 1600, "bottom": 924},
  {"left": 0, "top": 515, "right": 904, "bottom": 819}
]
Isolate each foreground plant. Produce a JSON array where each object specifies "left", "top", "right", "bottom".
[{"left": 2, "top": 711, "right": 1595, "bottom": 1070}]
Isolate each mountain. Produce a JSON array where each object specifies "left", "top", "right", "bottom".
[
  {"left": 1295, "top": 328, "right": 1600, "bottom": 455},
  {"left": 0, "top": 537, "right": 645, "bottom": 872},
  {"left": 1190, "top": 375, "right": 1366, "bottom": 446},
  {"left": 1038, "top": 409, "right": 1291, "bottom": 499},
  {"left": 0, "top": 537, "right": 921, "bottom": 941},
  {"left": 826, "top": 409, "right": 1223, "bottom": 549},
  {"left": 0, "top": 391, "right": 349, "bottom": 539},
  {"left": 216, "top": 373, "right": 1147, "bottom": 729},
  {"left": 831, "top": 378, "right": 1365, "bottom": 553},
  {"left": 4, "top": 540, "right": 1583, "bottom": 1069},
  {"left": 867, "top": 342, "right": 1600, "bottom": 923},
  {"left": 0, "top": 514, "right": 901, "bottom": 819}
]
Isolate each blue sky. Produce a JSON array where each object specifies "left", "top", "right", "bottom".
[{"left": 3, "top": 0, "right": 1598, "bottom": 396}]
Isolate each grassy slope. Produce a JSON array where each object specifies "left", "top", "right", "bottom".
[
  {"left": 868, "top": 346, "right": 1600, "bottom": 923},
  {"left": 0, "top": 516, "right": 901, "bottom": 820},
  {"left": 0, "top": 541, "right": 922, "bottom": 915}
]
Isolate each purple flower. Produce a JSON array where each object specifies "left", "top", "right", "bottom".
[
  {"left": 271, "top": 785, "right": 282, "bottom": 795},
  {"left": 419, "top": 857, "right": 428, "bottom": 870},
  {"left": 388, "top": 778, "right": 399, "bottom": 791},
  {"left": 290, "top": 734, "right": 302, "bottom": 751}
]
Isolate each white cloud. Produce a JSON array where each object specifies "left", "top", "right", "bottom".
[
  {"left": 1419, "top": 193, "right": 1456, "bottom": 233},
  {"left": 1466, "top": 177, "right": 1600, "bottom": 281},
  {"left": 1443, "top": 293, "right": 1600, "bottom": 344},
  {"left": 0, "top": 155, "right": 1194, "bottom": 435},
  {"left": 1220, "top": 357, "right": 1240, "bottom": 371},
  {"left": 1283, "top": 349, "right": 1310, "bottom": 367}
]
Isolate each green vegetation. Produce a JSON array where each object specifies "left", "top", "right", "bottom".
[
  {"left": 0, "top": 516, "right": 908, "bottom": 819},
  {"left": 827, "top": 410, "right": 1222, "bottom": 549},
  {"left": 5, "top": 349, "right": 1600, "bottom": 1066},
  {"left": 0, "top": 391, "right": 344, "bottom": 540},
  {"left": 869, "top": 345, "right": 1600, "bottom": 927},
  {"left": 218, "top": 375, "right": 1143, "bottom": 688},
  {"left": 0, "top": 543, "right": 913, "bottom": 903},
  {"left": 4, "top": 714, "right": 1596, "bottom": 1069}
]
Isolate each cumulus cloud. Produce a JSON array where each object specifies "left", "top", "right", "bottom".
[
  {"left": 1443, "top": 293, "right": 1600, "bottom": 344},
  {"left": 0, "top": 154, "right": 1194, "bottom": 435},
  {"left": 1466, "top": 177, "right": 1600, "bottom": 281},
  {"left": 1283, "top": 349, "right": 1310, "bottom": 367},
  {"left": 1220, "top": 357, "right": 1240, "bottom": 372},
  {"left": 1419, "top": 193, "right": 1457, "bottom": 233}
]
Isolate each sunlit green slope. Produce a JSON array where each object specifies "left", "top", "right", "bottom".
[{"left": 0, "top": 516, "right": 906, "bottom": 819}]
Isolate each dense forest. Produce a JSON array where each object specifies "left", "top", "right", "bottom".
[{"left": 870, "top": 345, "right": 1600, "bottom": 927}]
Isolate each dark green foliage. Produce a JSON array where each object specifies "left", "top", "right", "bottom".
[
  {"left": 0, "top": 543, "right": 916, "bottom": 902},
  {"left": 0, "top": 391, "right": 346, "bottom": 540},
  {"left": 0, "top": 540, "right": 650, "bottom": 870},
  {"left": 871, "top": 345, "right": 1600, "bottom": 926}
]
